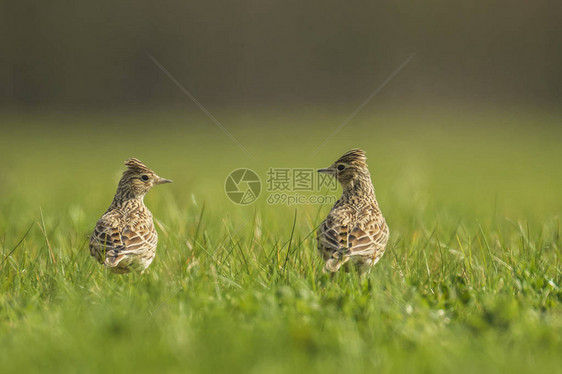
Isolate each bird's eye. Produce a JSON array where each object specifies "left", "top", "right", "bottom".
[
  {"left": 337, "top": 164, "right": 345, "bottom": 171},
  {"left": 141, "top": 175, "right": 149, "bottom": 181}
]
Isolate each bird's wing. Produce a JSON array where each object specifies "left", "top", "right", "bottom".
[
  {"left": 319, "top": 210, "right": 389, "bottom": 272},
  {"left": 89, "top": 218, "right": 157, "bottom": 266},
  {"left": 347, "top": 216, "right": 389, "bottom": 256},
  {"left": 318, "top": 218, "right": 348, "bottom": 258},
  {"left": 317, "top": 212, "right": 354, "bottom": 274},
  {"left": 90, "top": 220, "right": 123, "bottom": 262},
  {"left": 119, "top": 224, "right": 158, "bottom": 254}
]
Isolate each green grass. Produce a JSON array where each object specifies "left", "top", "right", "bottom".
[{"left": 1, "top": 107, "right": 561, "bottom": 373}]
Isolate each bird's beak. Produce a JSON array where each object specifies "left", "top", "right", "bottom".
[
  {"left": 317, "top": 167, "right": 336, "bottom": 174},
  {"left": 156, "top": 177, "right": 173, "bottom": 185}
]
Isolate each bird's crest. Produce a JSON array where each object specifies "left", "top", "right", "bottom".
[
  {"left": 336, "top": 149, "right": 367, "bottom": 165},
  {"left": 124, "top": 158, "right": 152, "bottom": 173}
]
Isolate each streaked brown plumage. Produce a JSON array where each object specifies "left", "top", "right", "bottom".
[
  {"left": 317, "top": 149, "right": 389, "bottom": 273},
  {"left": 89, "top": 158, "right": 172, "bottom": 274}
]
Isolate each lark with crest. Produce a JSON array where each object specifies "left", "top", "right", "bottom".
[
  {"left": 89, "top": 158, "right": 172, "bottom": 274},
  {"left": 317, "top": 149, "right": 389, "bottom": 273}
]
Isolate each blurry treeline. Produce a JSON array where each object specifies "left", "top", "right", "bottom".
[{"left": 2, "top": 0, "right": 561, "bottom": 109}]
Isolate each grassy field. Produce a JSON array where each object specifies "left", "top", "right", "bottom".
[{"left": 1, "top": 107, "right": 561, "bottom": 373}]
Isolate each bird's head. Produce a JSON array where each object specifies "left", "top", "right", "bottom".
[
  {"left": 317, "top": 149, "right": 369, "bottom": 187},
  {"left": 117, "top": 158, "right": 172, "bottom": 199}
]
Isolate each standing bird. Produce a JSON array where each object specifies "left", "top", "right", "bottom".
[
  {"left": 89, "top": 158, "right": 172, "bottom": 274},
  {"left": 317, "top": 149, "right": 389, "bottom": 273}
]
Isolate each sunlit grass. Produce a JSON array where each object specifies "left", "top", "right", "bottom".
[{"left": 0, "top": 108, "right": 561, "bottom": 373}]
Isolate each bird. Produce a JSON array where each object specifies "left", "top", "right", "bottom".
[
  {"left": 89, "top": 158, "right": 172, "bottom": 274},
  {"left": 317, "top": 149, "right": 389, "bottom": 273}
]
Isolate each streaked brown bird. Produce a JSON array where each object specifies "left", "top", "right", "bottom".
[
  {"left": 317, "top": 149, "right": 389, "bottom": 273},
  {"left": 89, "top": 158, "right": 172, "bottom": 274}
]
